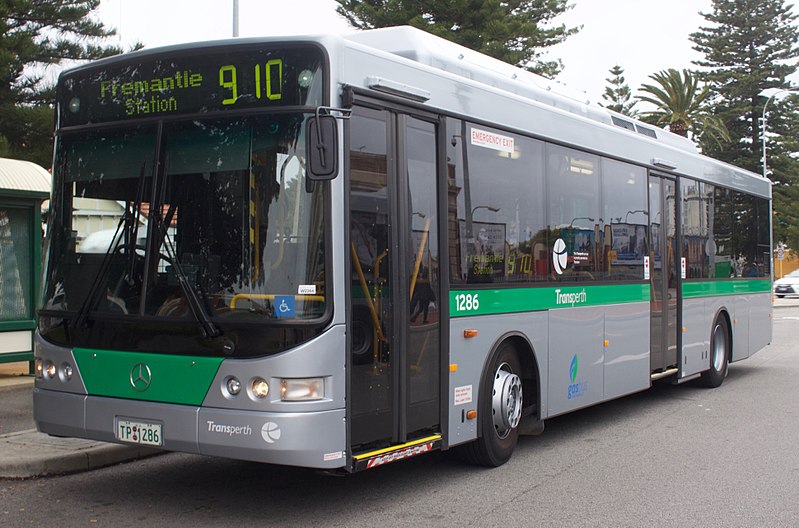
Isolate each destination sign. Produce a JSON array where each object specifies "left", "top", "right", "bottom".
[{"left": 58, "top": 44, "right": 325, "bottom": 126}]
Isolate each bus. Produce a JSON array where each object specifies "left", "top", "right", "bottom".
[{"left": 34, "top": 26, "right": 773, "bottom": 472}]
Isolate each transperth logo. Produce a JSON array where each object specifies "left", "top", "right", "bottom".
[{"left": 553, "top": 238, "right": 568, "bottom": 275}]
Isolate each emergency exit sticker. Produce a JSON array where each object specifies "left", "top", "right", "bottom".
[
  {"left": 470, "top": 127, "right": 514, "bottom": 154},
  {"left": 681, "top": 257, "right": 687, "bottom": 279},
  {"left": 644, "top": 256, "right": 650, "bottom": 280}
]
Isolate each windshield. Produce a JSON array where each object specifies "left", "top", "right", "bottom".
[{"left": 42, "top": 113, "right": 327, "bottom": 352}]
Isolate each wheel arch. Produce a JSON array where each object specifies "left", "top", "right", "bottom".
[
  {"left": 711, "top": 307, "right": 733, "bottom": 364},
  {"left": 478, "top": 332, "right": 542, "bottom": 428}
]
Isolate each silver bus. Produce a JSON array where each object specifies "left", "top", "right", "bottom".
[{"left": 35, "top": 26, "right": 772, "bottom": 472}]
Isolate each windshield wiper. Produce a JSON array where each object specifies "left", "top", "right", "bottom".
[
  {"left": 71, "top": 209, "right": 128, "bottom": 332},
  {"left": 72, "top": 163, "right": 148, "bottom": 332},
  {"left": 151, "top": 210, "right": 221, "bottom": 339}
]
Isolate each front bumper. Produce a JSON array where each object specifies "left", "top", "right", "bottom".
[{"left": 34, "top": 388, "right": 347, "bottom": 469}]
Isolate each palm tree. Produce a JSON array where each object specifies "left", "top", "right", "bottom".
[{"left": 637, "top": 69, "right": 729, "bottom": 147}]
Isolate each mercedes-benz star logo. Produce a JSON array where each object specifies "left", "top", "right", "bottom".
[{"left": 130, "top": 363, "right": 152, "bottom": 392}]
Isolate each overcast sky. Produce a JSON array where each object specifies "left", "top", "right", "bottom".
[{"left": 93, "top": 0, "right": 724, "bottom": 103}]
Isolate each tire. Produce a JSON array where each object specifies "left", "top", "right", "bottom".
[
  {"left": 461, "top": 341, "right": 523, "bottom": 467},
  {"left": 701, "top": 315, "right": 730, "bottom": 388}
]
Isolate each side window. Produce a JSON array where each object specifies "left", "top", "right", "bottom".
[
  {"left": 547, "top": 144, "right": 600, "bottom": 281},
  {"left": 754, "top": 197, "right": 771, "bottom": 277},
  {"left": 712, "top": 187, "right": 770, "bottom": 278},
  {"left": 712, "top": 186, "right": 734, "bottom": 277},
  {"left": 600, "top": 159, "right": 647, "bottom": 281},
  {"left": 448, "top": 121, "right": 546, "bottom": 284}
]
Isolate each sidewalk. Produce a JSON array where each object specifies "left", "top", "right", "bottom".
[
  {"left": 0, "top": 362, "right": 159, "bottom": 479},
  {"left": 773, "top": 296, "right": 799, "bottom": 308}
]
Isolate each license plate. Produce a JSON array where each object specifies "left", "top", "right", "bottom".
[{"left": 116, "top": 418, "right": 163, "bottom": 447}]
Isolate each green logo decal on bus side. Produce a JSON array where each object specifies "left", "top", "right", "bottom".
[
  {"left": 73, "top": 348, "right": 223, "bottom": 405},
  {"left": 450, "top": 283, "right": 649, "bottom": 317}
]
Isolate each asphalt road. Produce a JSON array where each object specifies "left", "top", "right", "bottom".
[{"left": 2, "top": 306, "right": 799, "bottom": 527}]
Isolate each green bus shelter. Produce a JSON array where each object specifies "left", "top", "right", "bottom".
[{"left": 0, "top": 158, "right": 50, "bottom": 364}]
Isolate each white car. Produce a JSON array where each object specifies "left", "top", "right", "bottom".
[{"left": 774, "top": 269, "right": 799, "bottom": 297}]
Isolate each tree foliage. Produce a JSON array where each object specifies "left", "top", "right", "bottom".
[
  {"left": 690, "top": 0, "right": 799, "bottom": 169},
  {"left": 765, "top": 95, "right": 799, "bottom": 249},
  {"left": 0, "top": 0, "right": 123, "bottom": 165},
  {"left": 334, "top": 0, "right": 580, "bottom": 78},
  {"left": 600, "top": 65, "right": 636, "bottom": 116},
  {"left": 636, "top": 68, "right": 729, "bottom": 146},
  {"left": 691, "top": 0, "right": 799, "bottom": 251}
]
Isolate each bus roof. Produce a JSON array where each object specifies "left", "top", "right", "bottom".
[{"left": 338, "top": 26, "right": 770, "bottom": 199}]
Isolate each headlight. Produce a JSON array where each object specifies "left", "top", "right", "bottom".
[
  {"left": 59, "top": 362, "right": 73, "bottom": 382},
  {"left": 225, "top": 376, "right": 242, "bottom": 397},
  {"left": 250, "top": 377, "right": 269, "bottom": 400},
  {"left": 280, "top": 378, "right": 324, "bottom": 401},
  {"left": 34, "top": 358, "right": 44, "bottom": 379},
  {"left": 44, "top": 360, "right": 57, "bottom": 379}
]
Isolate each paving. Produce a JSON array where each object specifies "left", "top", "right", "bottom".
[
  {"left": 1, "top": 296, "right": 798, "bottom": 479},
  {"left": 0, "top": 361, "right": 160, "bottom": 479}
]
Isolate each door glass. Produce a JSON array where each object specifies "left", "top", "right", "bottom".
[
  {"left": 664, "top": 179, "right": 679, "bottom": 365},
  {"left": 649, "top": 177, "right": 664, "bottom": 369},
  {"left": 405, "top": 117, "right": 439, "bottom": 436},
  {"left": 349, "top": 108, "right": 393, "bottom": 447}
]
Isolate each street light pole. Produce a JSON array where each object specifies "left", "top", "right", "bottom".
[{"left": 233, "top": 0, "right": 239, "bottom": 37}]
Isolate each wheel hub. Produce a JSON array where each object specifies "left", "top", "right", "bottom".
[{"left": 492, "top": 363, "right": 522, "bottom": 439}]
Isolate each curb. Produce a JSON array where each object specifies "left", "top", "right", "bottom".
[
  {"left": 0, "top": 376, "right": 33, "bottom": 393},
  {"left": 0, "top": 429, "right": 161, "bottom": 479}
]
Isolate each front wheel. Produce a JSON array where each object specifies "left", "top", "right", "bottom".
[
  {"left": 701, "top": 315, "right": 730, "bottom": 388},
  {"left": 461, "top": 341, "right": 523, "bottom": 467}
]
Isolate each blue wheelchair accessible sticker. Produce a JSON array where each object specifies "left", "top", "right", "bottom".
[{"left": 274, "top": 295, "right": 295, "bottom": 318}]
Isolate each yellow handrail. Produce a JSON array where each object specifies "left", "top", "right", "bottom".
[
  {"left": 229, "top": 293, "right": 325, "bottom": 309},
  {"left": 350, "top": 243, "right": 386, "bottom": 343}
]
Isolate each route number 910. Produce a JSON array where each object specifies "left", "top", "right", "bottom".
[{"left": 454, "top": 293, "right": 480, "bottom": 312}]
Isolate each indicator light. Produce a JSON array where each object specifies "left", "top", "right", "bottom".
[{"left": 280, "top": 378, "right": 324, "bottom": 401}]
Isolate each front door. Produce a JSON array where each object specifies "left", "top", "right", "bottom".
[
  {"left": 649, "top": 175, "right": 680, "bottom": 371},
  {"left": 348, "top": 104, "right": 441, "bottom": 451}
]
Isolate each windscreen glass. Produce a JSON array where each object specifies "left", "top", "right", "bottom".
[{"left": 43, "top": 114, "right": 326, "bottom": 326}]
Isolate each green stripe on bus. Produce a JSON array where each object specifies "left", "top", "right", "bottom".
[
  {"left": 73, "top": 348, "right": 223, "bottom": 405},
  {"left": 682, "top": 279, "right": 772, "bottom": 298},
  {"left": 449, "top": 283, "right": 650, "bottom": 317}
]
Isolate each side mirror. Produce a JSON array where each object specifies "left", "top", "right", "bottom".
[{"left": 306, "top": 114, "right": 339, "bottom": 181}]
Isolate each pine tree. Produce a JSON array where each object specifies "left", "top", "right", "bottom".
[
  {"left": 0, "top": 0, "right": 123, "bottom": 165},
  {"left": 334, "top": 0, "right": 580, "bottom": 78},
  {"left": 766, "top": 95, "right": 799, "bottom": 250},
  {"left": 690, "top": 0, "right": 799, "bottom": 169},
  {"left": 600, "top": 65, "right": 637, "bottom": 116},
  {"left": 691, "top": 0, "right": 799, "bottom": 254}
]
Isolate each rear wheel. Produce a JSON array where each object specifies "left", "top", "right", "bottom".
[
  {"left": 701, "top": 315, "right": 730, "bottom": 388},
  {"left": 461, "top": 341, "right": 523, "bottom": 467}
]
